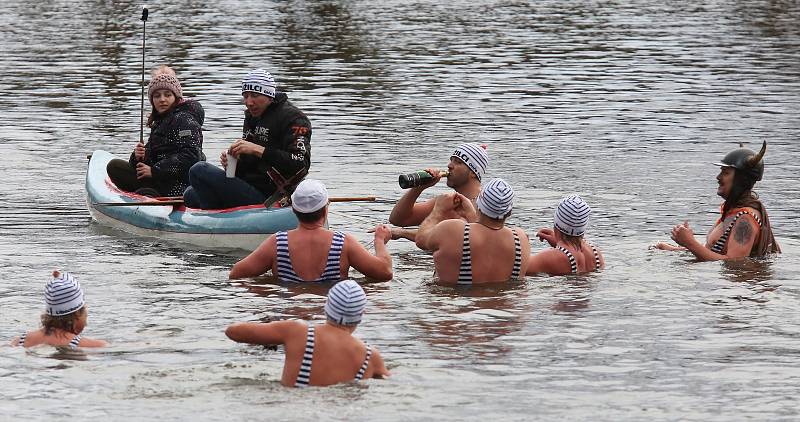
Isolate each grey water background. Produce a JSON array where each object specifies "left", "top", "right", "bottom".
[{"left": 1, "top": 0, "right": 799, "bottom": 420}]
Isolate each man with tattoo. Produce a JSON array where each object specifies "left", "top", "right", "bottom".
[{"left": 655, "top": 141, "right": 780, "bottom": 260}]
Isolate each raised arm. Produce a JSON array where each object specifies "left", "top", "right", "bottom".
[
  {"left": 226, "top": 319, "right": 301, "bottom": 346},
  {"left": 346, "top": 227, "right": 393, "bottom": 281},
  {"left": 230, "top": 235, "right": 277, "bottom": 279},
  {"left": 389, "top": 192, "right": 435, "bottom": 227}
]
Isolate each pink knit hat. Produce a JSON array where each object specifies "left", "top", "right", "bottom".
[{"left": 148, "top": 73, "right": 182, "bottom": 102}]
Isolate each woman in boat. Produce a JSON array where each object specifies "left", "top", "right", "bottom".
[
  {"left": 107, "top": 65, "right": 205, "bottom": 197},
  {"left": 230, "top": 179, "right": 393, "bottom": 282},
  {"left": 655, "top": 141, "right": 780, "bottom": 260},
  {"left": 10, "top": 271, "right": 107, "bottom": 350},
  {"left": 526, "top": 194, "right": 605, "bottom": 276}
]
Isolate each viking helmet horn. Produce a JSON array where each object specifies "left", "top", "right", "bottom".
[{"left": 747, "top": 141, "right": 767, "bottom": 168}]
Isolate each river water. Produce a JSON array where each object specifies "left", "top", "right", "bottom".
[{"left": 1, "top": 1, "right": 799, "bottom": 420}]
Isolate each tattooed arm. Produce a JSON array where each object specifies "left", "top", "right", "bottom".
[{"left": 671, "top": 215, "right": 758, "bottom": 261}]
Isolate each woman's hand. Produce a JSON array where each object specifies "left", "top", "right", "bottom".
[
  {"left": 134, "top": 141, "right": 146, "bottom": 161},
  {"left": 536, "top": 228, "right": 557, "bottom": 247},
  {"left": 670, "top": 221, "right": 695, "bottom": 247},
  {"left": 373, "top": 224, "right": 392, "bottom": 244},
  {"left": 136, "top": 162, "right": 152, "bottom": 179}
]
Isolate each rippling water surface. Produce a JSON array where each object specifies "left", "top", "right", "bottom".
[{"left": 1, "top": 1, "right": 799, "bottom": 420}]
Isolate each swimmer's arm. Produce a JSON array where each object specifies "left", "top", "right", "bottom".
[
  {"left": 346, "top": 234, "right": 393, "bottom": 281},
  {"left": 225, "top": 320, "right": 299, "bottom": 346},
  {"left": 525, "top": 250, "right": 562, "bottom": 276},
  {"left": 652, "top": 242, "right": 686, "bottom": 252},
  {"left": 230, "top": 235, "right": 277, "bottom": 279},
  {"left": 389, "top": 227, "right": 417, "bottom": 242},
  {"left": 678, "top": 217, "right": 756, "bottom": 261},
  {"left": 370, "top": 347, "right": 390, "bottom": 379},
  {"left": 78, "top": 337, "right": 109, "bottom": 348},
  {"left": 389, "top": 194, "right": 434, "bottom": 227}
]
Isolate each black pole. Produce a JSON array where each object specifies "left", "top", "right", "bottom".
[{"left": 139, "top": 6, "right": 149, "bottom": 145}]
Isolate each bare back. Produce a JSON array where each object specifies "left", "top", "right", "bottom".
[
  {"left": 281, "top": 322, "right": 379, "bottom": 387},
  {"left": 433, "top": 221, "right": 530, "bottom": 284},
  {"left": 273, "top": 228, "right": 349, "bottom": 281}
]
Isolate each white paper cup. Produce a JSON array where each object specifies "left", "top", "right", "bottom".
[{"left": 225, "top": 152, "right": 238, "bottom": 178}]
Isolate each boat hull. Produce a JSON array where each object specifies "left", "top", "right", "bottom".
[{"left": 85, "top": 150, "right": 298, "bottom": 251}]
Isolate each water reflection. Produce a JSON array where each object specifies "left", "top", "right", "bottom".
[
  {"left": 548, "top": 277, "right": 597, "bottom": 314},
  {"left": 411, "top": 283, "right": 530, "bottom": 362}
]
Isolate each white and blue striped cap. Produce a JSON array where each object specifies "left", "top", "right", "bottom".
[
  {"left": 451, "top": 143, "right": 488, "bottom": 181},
  {"left": 554, "top": 194, "right": 591, "bottom": 236},
  {"left": 241, "top": 68, "right": 276, "bottom": 98},
  {"left": 476, "top": 178, "right": 514, "bottom": 219},
  {"left": 44, "top": 272, "right": 85, "bottom": 316},
  {"left": 324, "top": 280, "right": 367, "bottom": 326}
]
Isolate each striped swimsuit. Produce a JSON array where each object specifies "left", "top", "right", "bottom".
[
  {"left": 710, "top": 210, "right": 762, "bottom": 254},
  {"left": 458, "top": 224, "right": 523, "bottom": 284},
  {"left": 556, "top": 243, "right": 601, "bottom": 275},
  {"left": 17, "top": 332, "right": 82, "bottom": 350},
  {"left": 294, "top": 325, "right": 373, "bottom": 388},
  {"left": 275, "top": 231, "right": 345, "bottom": 283}
]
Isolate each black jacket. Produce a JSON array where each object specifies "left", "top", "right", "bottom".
[
  {"left": 237, "top": 92, "right": 311, "bottom": 196},
  {"left": 130, "top": 99, "right": 205, "bottom": 196}
]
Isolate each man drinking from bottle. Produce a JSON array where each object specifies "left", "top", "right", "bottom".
[{"left": 388, "top": 143, "right": 487, "bottom": 241}]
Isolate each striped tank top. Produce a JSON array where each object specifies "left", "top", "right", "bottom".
[
  {"left": 294, "top": 325, "right": 373, "bottom": 388},
  {"left": 556, "top": 243, "right": 601, "bottom": 275},
  {"left": 276, "top": 231, "right": 345, "bottom": 283},
  {"left": 458, "top": 224, "right": 523, "bottom": 285},
  {"left": 17, "top": 332, "right": 81, "bottom": 350},
  {"left": 710, "top": 210, "right": 762, "bottom": 254}
]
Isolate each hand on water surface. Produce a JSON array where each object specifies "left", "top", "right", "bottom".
[
  {"left": 136, "top": 162, "right": 152, "bottom": 179},
  {"left": 134, "top": 141, "right": 146, "bottom": 161}
]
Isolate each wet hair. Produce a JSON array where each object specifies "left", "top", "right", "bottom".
[
  {"left": 559, "top": 231, "right": 583, "bottom": 249},
  {"left": 293, "top": 207, "right": 326, "bottom": 223},
  {"left": 41, "top": 306, "right": 85, "bottom": 335}
]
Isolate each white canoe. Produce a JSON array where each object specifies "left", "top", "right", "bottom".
[{"left": 85, "top": 150, "right": 298, "bottom": 251}]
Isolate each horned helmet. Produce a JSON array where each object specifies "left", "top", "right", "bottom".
[{"left": 714, "top": 141, "right": 767, "bottom": 181}]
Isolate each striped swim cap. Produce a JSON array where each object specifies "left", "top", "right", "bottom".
[
  {"left": 451, "top": 143, "right": 488, "bottom": 181},
  {"left": 554, "top": 194, "right": 591, "bottom": 236},
  {"left": 476, "top": 178, "right": 514, "bottom": 219},
  {"left": 324, "top": 280, "right": 367, "bottom": 326},
  {"left": 242, "top": 68, "right": 276, "bottom": 98},
  {"left": 44, "top": 272, "right": 85, "bottom": 316}
]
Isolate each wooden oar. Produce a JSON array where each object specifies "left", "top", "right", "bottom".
[{"left": 92, "top": 196, "right": 378, "bottom": 207}]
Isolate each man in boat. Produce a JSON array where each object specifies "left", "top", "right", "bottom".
[
  {"left": 183, "top": 68, "right": 311, "bottom": 209},
  {"left": 388, "top": 143, "right": 487, "bottom": 241},
  {"left": 226, "top": 279, "right": 390, "bottom": 387},
  {"left": 526, "top": 194, "right": 605, "bottom": 276},
  {"left": 415, "top": 178, "right": 530, "bottom": 284},
  {"left": 230, "top": 179, "right": 393, "bottom": 282},
  {"left": 655, "top": 141, "right": 780, "bottom": 260}
]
